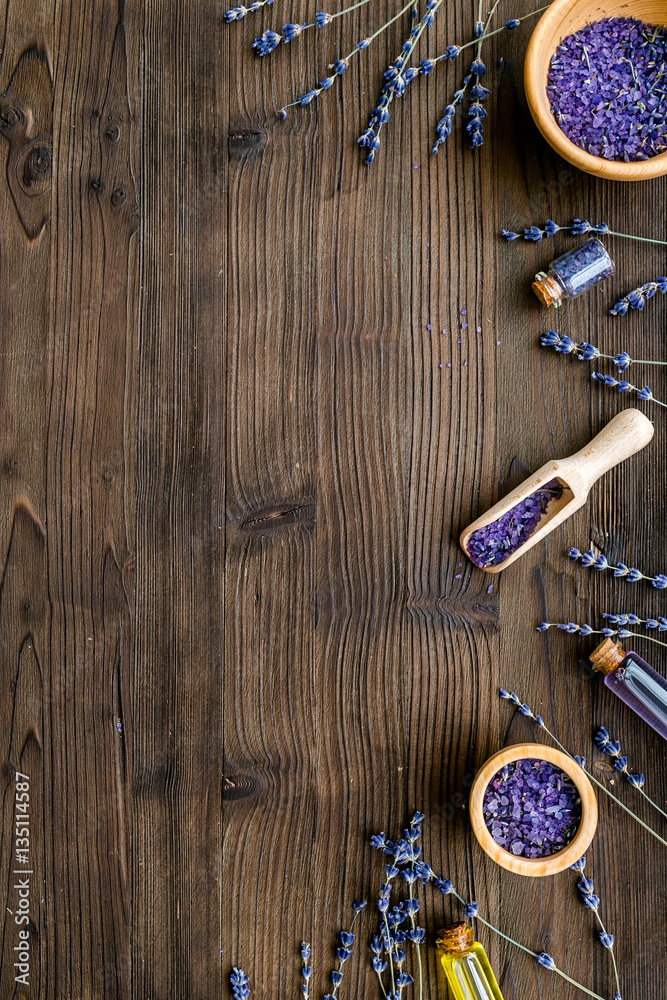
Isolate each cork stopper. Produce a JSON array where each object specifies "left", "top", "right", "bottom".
[
  {"left": 436, "top": 922, "right": 474, "bottom": 955},
  {"left": 590, "top": 637, "right": 626, "bottom": 675},
  {"left": 532, "top": 271, "right": 564, "bottom": 308}
]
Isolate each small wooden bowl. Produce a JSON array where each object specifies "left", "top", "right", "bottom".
[
  {"left": 524, "top": 0, "right": 667, "bottom": 180},
  {"left": 469, "top": 744, "right": 598, "bottom": 877}
]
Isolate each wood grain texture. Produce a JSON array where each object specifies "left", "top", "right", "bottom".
[{"left": 0, "top": 0, "right": 664, "bottom": 998}]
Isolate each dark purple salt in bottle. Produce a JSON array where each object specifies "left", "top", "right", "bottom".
[
  {"left": 482, "top": 758, "right": 581, "bottom": 858},
  {"left": 533, "top": 238, "right": 615, "bottom": 308},
  {"left": 466, "top": 479, "right": 563, "bottom": 568}
]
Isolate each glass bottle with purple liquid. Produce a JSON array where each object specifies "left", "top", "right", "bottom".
[
  {"left": 590, "top": 638, "right": 667, "bottom": 740},
  {"left": 532, "top": 238, "right": 615, "bottom": 308}
]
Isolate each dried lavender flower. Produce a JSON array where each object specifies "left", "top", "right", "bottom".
[
  {"left": 325, "top": 900, "right": 367, "bottom": 999},
  {"left": 500, "top": 687, "right": 667, "bottom": 848},
  {"left": 224, "top": 0, "right": 274, "bottom": 21},
  {"left": 465, "top": 480, "right": 563, "bottom": 568},
  {"left": 276, "top": 0, "right": 417, "bottom": 117},
  {"left": 602, "top": 612, "right": 667, "bottom": 630},
  {"left": 537, "top": 619, "right": 667, "bottom": 650},
  {"left": 610, "top": 277, "right": 667, "bottom": 315},
  {"left": 253, "top": 0, "right": 374, "bottom": 53},
  {"left": 361, "top": 0, "right": 444, "bottom": 164},
  {"left": 300, "top": 943, "right": 312, "bottom": 999},
  {"left": 230, "top": 968, "right": 251, "bottom": 999},
  {"left": 571, "top": 857, "right": 622, "bottom": 999},
  {"left": 502, "top": 218, "right": 667, "bottom": 247},
  {"left": 595, "top": 726, "right": 667, "bottom": 820},
  {"left": 540, "top": 331, "right": 667, "bottom": 372},
  {"left": 569, "top": 547, "right": 667, "bottom": 589},
  {"left": 590, "top": 370, "right": 667, "bottom": 408}
]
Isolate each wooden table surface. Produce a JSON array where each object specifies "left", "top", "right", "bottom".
[{"left": 0, "top": 1, "right": 665, "bottom": 998}]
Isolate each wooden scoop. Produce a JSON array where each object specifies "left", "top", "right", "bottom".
[{"left": 460, "top": 409, "right": 654, "bottom": 573}]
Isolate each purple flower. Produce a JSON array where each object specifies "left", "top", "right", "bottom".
[
  {"left": 231, "top": 968, "right": 251, "bottom": 999},
  {"left": 611, "top": 277, "right": 667, "bottom": 315},
  {"left": 537, "top": 953, "right": 556, "bottom": 970},
  {"left": 253, "top": 29, "right": 281, "bottom": 55}
]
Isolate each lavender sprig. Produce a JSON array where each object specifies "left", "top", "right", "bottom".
[
  {"left": 466, "top": 0, "right": 500, "bottom": 150},
  {"left": 569, "top": 547, "right": 667, "bottom": 589},
  {"left": 414, "top": 864, "right": 609, "bottom": 1000},
  {"left": 596, "top": 727, "right": 667, "bottom": 821},
  {"left": 571, "top": 857, "right": 622, "bottom": 1000},
  {"left": 252, "top": 0, "right": 375, "bottom": 54},
  {"left": 403, "top": 812, "right": 424, "bottom": 1000},
  {"left": 433, "top": 0, "right": 499, "bottom": 152},
  {"left": 502, "top": 218, "right": 667, "bottom": 246},
  {"left": 360, "top": 0, "right": 445, "bottom": 164},
  {"left": 537, "top": 620, "right": 667, "bottom": 650},
  {"left": 500, "top": 688, "right": 667, "bottom": 848},
  {"left": 324, "top": 900, "right": 368, "bottom": 1000},
  {"left": 540, "top": 331, "right": 667, "bottom": 372},
  {"left": 590, "top": 370, "right": 667, "bottom": 408},
  {"left": 230, "top": 968, "right": 251, "bottom": 999},
  {"left": 602, "top": 612, "right": 667, "bottom": 630},
  {"left": 426, "top": 5, "right": 549, "bottom": 63},
  {"left": 225, "top": 0, "right": 275, "bottom": 21},
  {"left": 371, "top": 823, "right": 425, "bottom": 995},
  {"left": 610, "top": 277, "right": 667, "bottom": 315},
  {"left": 300, "top": 943, "right": 312, "bottom": 999},
  {"left": 277, "top": 0, "right": 417, "bottom": 115}
]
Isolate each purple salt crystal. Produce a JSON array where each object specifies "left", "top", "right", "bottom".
[
  {"left": 482, "top": 758, "right": 581, "bottom": 858},
  {"left": 549, "top": 238, "right": 615, "bottom": 297},
  {"left": 466, "top": 479, "right": 564, "bottom": 568},
  {"left": 548, "top": 18, "right": 667, "bottom": 161}
]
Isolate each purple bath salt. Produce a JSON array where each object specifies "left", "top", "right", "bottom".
[
  {"left": 466, "top": 479, "right": 563, "bottom": 568},
  {"left": 483, "top": 758, "right": 581, "bottom": 858},
  {"left": 548, "top": 17, "right": 667, "bottom": 161}
]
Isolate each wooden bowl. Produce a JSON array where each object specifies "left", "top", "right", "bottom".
[
  {"left": 524, "top": 0, "right": 667, "bottom": 179},
  {"left": 469, "top": 744, "right": 598, "bottom": 877}
]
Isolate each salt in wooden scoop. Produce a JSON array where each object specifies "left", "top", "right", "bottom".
[{"left": 460, "top": 409, "right": 654, "bottom": 573}]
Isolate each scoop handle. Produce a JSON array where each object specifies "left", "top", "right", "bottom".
[{"left": 562, "top": 409, "right": 654, "bottom": 493}]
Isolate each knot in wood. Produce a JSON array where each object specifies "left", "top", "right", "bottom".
[
  {"left": 21, "top": 141, "right": 52, "bottom": 194},
  {"left": 0, "top": 100, "right": 23, "bottom": 130}
]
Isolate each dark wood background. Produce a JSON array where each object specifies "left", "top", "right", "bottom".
[{"left": 0, "top": 0, "right": 664, "bottom": 997}]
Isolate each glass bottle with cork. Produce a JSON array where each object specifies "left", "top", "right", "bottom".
[
  {"left": 436, "top": 922, "right": 505, "bottom": 1000},
  {"left": 532, "top": 238, "right": 615, "bottom": 307},
  {"left": 590, "top": 637, "right": 667, "bottom": 740}
]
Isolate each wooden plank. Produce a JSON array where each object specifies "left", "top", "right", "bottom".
[
  {"left": 132, "top": 1, "right": 226, "bottom": 997},
  {"left": 0, "top": 1, "right": 53, "bottom": 996}
]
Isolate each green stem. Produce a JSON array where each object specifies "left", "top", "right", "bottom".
[
  {"left": 408, "top": 882, "right": 423, "bottom": 1000},
  {"left": 637, "top": 784, "right": 667, "bottom": 821},
  {"left": 606, "top": 228, "right": 667, "bottom": 246},
  {"left": 383, "top": 912, "right": 396, "bottom": 994},
  {"left": 374, "top": 969, "right": 388, "bottom": 999},
  {"left": 592, "top": 909, "right": 622, "bottom": 999},
  {"left": 299, "top": 0, "right": 374, "bottom": 29}
]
